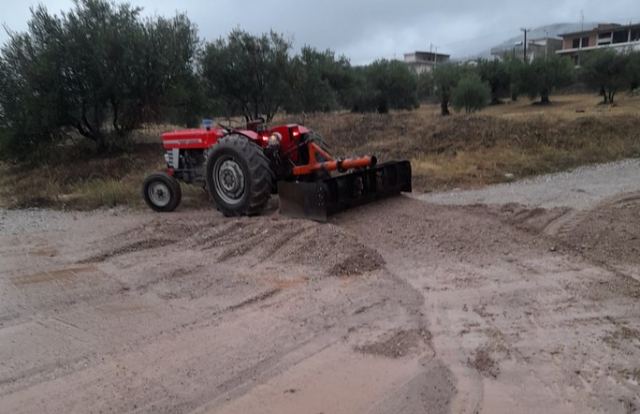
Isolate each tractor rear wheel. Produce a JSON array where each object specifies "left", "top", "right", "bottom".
[
  {"left": 142, "top": 172, "right": 182, "bottom": 212},
  {"left": 206, "top": 134, "right": 273, "bottom": 217}
]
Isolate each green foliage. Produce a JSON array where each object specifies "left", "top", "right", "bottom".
[
  {"left": 503, "top": 56, "right": 526, "bottom": 101},
  {"left": 433, "top": 63, "right": 464, "bottom": 115},
  {"left": 477, "top": 59, "right": 510, "bottom": 104},
  {"left": 201, "top": 30, "right": 294, "bottom": 121},
  {"left": 417, "top": 71, "right": 435, "bottom": 101},
  {"left": 0, "top": 8, "right": 68, "bottom": 159},
  {"left": 626, "top": 51, "right": 640, "bottom": 91},
  {"left": 0, "top": 0, "right": 199, "bottom": 160},
  {"left": 351, "top": 60, "right": 419, "bottom": 113},
  {"left": 581, "top": 49, "right": 630, "bottom": 104},
  {"left": 452, "top": 74, "right": 491, "bottom": 113},
  {"left": 287, "top": 47, "right": 355, "bottom": 113},
  {"left": 140, "top": 15, "right": 203, "bottom": 127},
  {"left": 520, "top": 55, "right": 575, "bottom": 104}
]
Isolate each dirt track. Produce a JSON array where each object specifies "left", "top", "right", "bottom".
[{"left": 1, "top": 168, "right": 640, "bottom": 413}]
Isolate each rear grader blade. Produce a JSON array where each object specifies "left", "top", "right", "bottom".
[{"left": 278, "top": 161, "right": 412, "bottom": 222}]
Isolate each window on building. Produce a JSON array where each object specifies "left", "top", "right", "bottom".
[
  {"left": 572, "top": 38, "right": 580, "bottom": 48},
  {"left": 631, "top": 29, "right": 640, "bottom": 42},
  {"left": 581, "top": 37, "right": 590, "bottom": 47},
  {"left": 612, "top": 30, "right": 628, "bottom": 44}
]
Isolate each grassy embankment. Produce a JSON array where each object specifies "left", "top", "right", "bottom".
[{"left": 1, "top": 93, "right": 639, "bottom": 210}]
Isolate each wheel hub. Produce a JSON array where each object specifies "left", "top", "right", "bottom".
[
  {"left": 148, "top": 182, "right": 171, "bottom": 207},
  {"left": 213, "top": 158, "right": 245, "bottom": 205}
]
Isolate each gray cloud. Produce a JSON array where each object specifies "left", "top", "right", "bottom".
[{"left": 1, "top": 0, "right": 638, "bottom": 63}]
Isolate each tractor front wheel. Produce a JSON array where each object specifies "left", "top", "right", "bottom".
[
  {"left": 206, "top": 135, "right": 273, "bottom": 217},
  {"left": 142, "top": 172, "right": 182, "bottom": 212}
]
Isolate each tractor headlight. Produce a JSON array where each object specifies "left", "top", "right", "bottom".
[{"left": 268, "top": 132, "right": 282, "bottom": 147}]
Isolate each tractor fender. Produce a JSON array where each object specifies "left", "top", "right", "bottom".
[{"left": 229, "top": 129, "right": 263, "bottom": 146}]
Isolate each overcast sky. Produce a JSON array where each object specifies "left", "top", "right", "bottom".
[{"left": 1, "top": 0, "right": 638, "bottom": 63}]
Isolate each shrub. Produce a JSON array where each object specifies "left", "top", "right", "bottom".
[{"left": 452, "top": 75, "right": 491, "bottom": 113}]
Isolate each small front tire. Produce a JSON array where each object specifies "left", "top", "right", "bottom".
[{"left": 142, "top": 172, "right": 182, "bottom": 212}]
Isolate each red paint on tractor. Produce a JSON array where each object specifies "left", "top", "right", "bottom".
[
  {"left": 162, "top": 128, "right": 224, "bottom": 150},
  {"left": 145, "top": 119, "right": 411, "bottom": 220}
]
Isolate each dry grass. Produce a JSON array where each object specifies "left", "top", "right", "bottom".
[
  {"left": 483, "top": 93, "right": 640, "bottom": 120},
  {"left": 1, "top": 93, "right": 639, "bottom": 210},
  {"left": 284, "top": 93, "right": 640, "bottom": 190},
  {"left": 0, "top": 143, "right": 157, "bottom": 209},
  {"left": 0, "top": 137, "right": 213, "bottom": 210}
]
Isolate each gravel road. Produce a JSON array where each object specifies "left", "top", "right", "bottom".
[
  {"left": 1, "top": 159, "right": 639, "bottom": 413},
  {"left": 418, "top": 158, "right": 640, "bottom": 210}
]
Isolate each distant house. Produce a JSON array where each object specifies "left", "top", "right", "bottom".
[
  {"left": 557, "top": 23, "right": 640, "bottom": 64},
  {"left": 491, "top": 37, "right": 562, "bottom": 62},
  {"left": 404, "top": 51, "right": 450, "bottom": 74}
]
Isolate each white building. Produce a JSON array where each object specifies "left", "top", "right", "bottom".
[{"left": 404, "top": 51, "right": 450, "bottom": 74}]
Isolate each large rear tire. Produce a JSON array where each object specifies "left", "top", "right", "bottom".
[
  {"left": 206, "top": 134, "right": 273, "bottom": 217},
  {"left": 142, "top": 172, "right": 182, "bottom": 212}
]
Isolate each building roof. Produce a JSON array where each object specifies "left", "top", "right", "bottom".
[
  {"left": 559, "top": 23, "right": 640, "bottom": 38},
  {"left": 404, "top": 51, "right": 450, "bottom": 58}
]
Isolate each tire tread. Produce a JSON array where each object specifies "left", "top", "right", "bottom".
[{"left": 206, "top": 135, "right": 273, "bottom": 217}]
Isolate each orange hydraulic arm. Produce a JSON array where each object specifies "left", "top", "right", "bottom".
[{"left": 292, "top": 142, "right": 376, "bottom": 176}]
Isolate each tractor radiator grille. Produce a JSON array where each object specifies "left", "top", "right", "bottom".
[{"left": 164, "top": 149, "right": 180, "bottom": 169}]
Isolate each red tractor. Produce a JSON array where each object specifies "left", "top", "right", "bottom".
[{"left": 142, "top": 119, "right": 411, "bottom": 221}]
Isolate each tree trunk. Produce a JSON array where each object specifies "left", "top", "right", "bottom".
[
  {"left": 491, "top": 88, "right": 501, "bottom": 105},
  {"left": 440, "top": 100, "right": 450, "bottom": 116},
  {"left": 540, "top": 91, "right": 550, "bottom": 105},
  {"left": 600, "top": 87, "right": 608, "bottom": 104}
]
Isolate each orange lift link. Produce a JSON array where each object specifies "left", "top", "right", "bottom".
[{"left": 291, "top": 141, "right": 376, "bottom": 176}]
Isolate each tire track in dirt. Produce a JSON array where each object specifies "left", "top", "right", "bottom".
[
  {"left": 78, "top": 238, "right": 177, "bottom": 263},
  {"left": 335, "top": 195, "right": 640, "bottom": 413},
  {"left": 2, "top": 185, "right": 639, "bottom": 413},
  {"left": 2, "top": 207, "right": 453, "bottom": 414}
]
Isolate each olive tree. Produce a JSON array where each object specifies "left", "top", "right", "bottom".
[
  {"left": 503, "top": 55, "right": 526, "bottom": 101},
  {"left": 519, "top": 55, "right": 575, "bottom": 104},
  {"left": 477, "top": 59, "right": 510, "bottom": 104},
  {"left": 581, "top": 49, "right": 630, "bottom": 104},
  {"left": 350, "top": 60, "right": 419, "bottom": 113},
  {"left": 0, "top": 0, "right": 200, "bottom": 158},
  {"left": 433, "top": 63, "right": 464, "bottom": 115},
  {"left": 626, "top": 51, "right": 640, "bottom": 91},
  {"left": 417, "top": 71, "right": 435, "bottom": 101},
  {"left": 286, "top": 47, "right": 355, "bottom": 113},
  {"left": 201, "top": 30, "right": 294, "bottom": 121}
]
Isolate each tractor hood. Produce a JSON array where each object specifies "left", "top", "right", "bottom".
[{"left": 162, "top": 128, "right": 225, "bottom": 150}]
